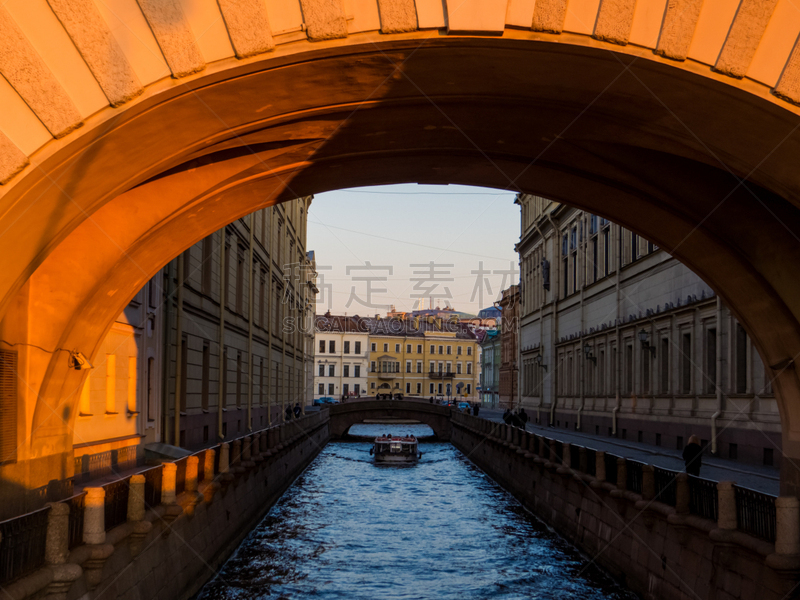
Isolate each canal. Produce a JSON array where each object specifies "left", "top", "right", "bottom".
[{"left": 198, "top": 424, "right": 636, "bottom": 600}]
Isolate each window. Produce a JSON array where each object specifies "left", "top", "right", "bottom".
[
  {"left": 235, "top": 351, "right": 242, "bottom": 407},
  {"left": 466, "top": 384, "right": 471, "bottom": 394},
  {"left": 344, "top": 365, "right": 349, "bottom": 377},
  {"left": 416, "top": 361, "right": 422, "bottom": 373},
  {"left": 660, "top": 338, "right": 669, "bottom": 394},
  {"left": 329, "top": 340, "right": 335, "bottom": 353},
  {"left": 735, "top": 323, "right": 747, "bottom": 393},
  {"left": 371, "top": 361, "right": 376, "bottom": 372},
  {"left": 343, "top": 383, "right": 349, "bottom": 394},
  {"left": 705, "top": 328, "right": 716, "bottom": 394},
  {"left": 407, "top": 344, "right": 412, "bottom": 353},
  {"left": 201, "top": 342, "right": 210, "bottom": 411},
  {"left": 406, "top": 383, "right": 411, "bottom": 394},
  {"left": 438, "top": 345, "right": 443, "bottom": 354},
  {"left": 221, "top": 348, "right": 228, "bottom": 408},
  {"left": 429, "top": 361, "right": 434, "bottom": 372},
  {"left": 429, "top": 383, "right": 434, "bottom": 393},
  {"left": 318, "top": 364, "right": 324, "bottom": 376},
  {"left": 354, "top": 365, "right": 360, "bottom": 378},
  {"left": 467, "top": 362, "right": 472, "bottom": 375},
  {"left": 354, "top": 384, "right": 360, "bottom": 395},
  {"left": 457, "top": 363, "right": 462, "bottom": 374},
  {"left": 624, "top": 344, "right": 633, "bottom": 395},
  {"left": 396, "top": 344, "right": 400, "bottom": 353},
  {"left": 384, "top": 343, "right": 388, "bottom": 352},
  {"left": 417, "top": 345, "right": 422, "bottom": 354},
  {"left": 147, "top": 357, "right": 155, "bottom": 422},
  {"left": 467, "top": 347, "right": 472, "bottom": 356},
  {"left": 328, "top": 364, "right": 335, "bottom": 377},
  {"left": 642, "top": 348, "right": 650, "bottom": 395},
  {"left": 318, "top": 383, "right": 324, "bottom": 395},
  {"left": 457, "top": 346, "right": 462, "bottom": 355},
  {"left": 447, "top": 346, "right": 452, "bottom": 355},
  {"left": 371, "top": 383, "right": 375, "bottom": 389},
  {"left": 344, "top": 341, "right": 350, "bottom": 354},
  {"left": 328, "top": 383, "right": 334, "bottom": 395},
  {"left": 681, "top": 333, "right": 692, "bottom": 394},
  {"left": 416, "top": 383, "right": 421, "bottom": 394},
  {"left": 371, "top": 343, "right": 376, "bottom": 352},
  {"left": 355, "top": 341, "right": 361, "bottom": 354},
  {"left": 430, "top": 345, "right": 435, "bottom": 354},
  {"left": 438, "top": 362, "right": 443, "bottom": 373},
  {"left": 406, "top": 361, "right": 411, "bottom": 373},
  {"left": 438, "top": 383, "right": 443, "bottom": 394},
  {"left": 603, "top": 228, "right": 610, "bottom": 276}
]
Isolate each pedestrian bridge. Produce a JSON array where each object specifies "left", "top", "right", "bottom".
[
  {"left": 328, "top": 399, "right": 453, "bottom": 440},
  {"left": 3, "top": 0, "right": 800, "bottom": 498}
]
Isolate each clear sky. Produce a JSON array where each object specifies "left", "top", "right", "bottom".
[{"left": 307, "top": 184, "right": 520, "bottom": 317}]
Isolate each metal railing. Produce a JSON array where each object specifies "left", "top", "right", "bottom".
[
  {"left": 653, "top": 466, "right": 678, "bottom": 506},
  {"left": 143, "top": 466, "right": 162, "bottom": 509},
  {"left": 585, "top": 448, "right": 597, "bottom": 477},
  {"left": 569, "top": 444, "right": 581, "bottom": 470},
  {"left": 688, "top": 476, "right": 718, "bottom": 522},
  {"left": 626, "top": 460, "right": 645, "bottom": 494},
  {"left": 103, "top": 477, "right": 131, "bottom": 531},
  {"left": 65, "top": 492, "right": 86, "bottom": 550},
  {"left": 604, "top": 453, "right": 619, "bottom": 486},
  {"left": 0, "top": 506, "right": 49, "bottom": 585},
  {"left": 175, "top": 457, "right": 188, "bottom": 496},
  {"left": 735, "top": 485, "right": 776, "bottom": 542}
]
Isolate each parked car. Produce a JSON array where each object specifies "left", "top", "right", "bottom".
[{"left": 457, "top": 402, "right": 471, "bottom": 411}]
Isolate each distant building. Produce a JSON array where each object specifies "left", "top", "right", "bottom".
[
  {"left": 515, "top": 194, "right": 780, "bottom": 466},
  {"left": 313, "top": 314, "right": 370, "bottom": 399},
  {"left": 479, "top": 329, "right": 501, "bottom": 406},
  {"left": 498, "top": 285, "right": 519, "bottom": 409}
]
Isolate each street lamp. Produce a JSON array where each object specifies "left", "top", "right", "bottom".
[
  {"left": 638, "top": 328, "right": 656, "bottom": 355},
  {"left": 534, "top": 353, "right": 547, "bottom": 371},
  {"left": 583, "top": 343, "right": 596, "bottom": 363}
]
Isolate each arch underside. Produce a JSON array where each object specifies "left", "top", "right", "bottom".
[
  {"left": 3, "top": 32, "right": 800, "bottom": 491},
  {"left": 328, "top": 402, "right": 452, "bottom": 440}
]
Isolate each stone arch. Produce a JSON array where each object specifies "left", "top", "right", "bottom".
[
  {"left": 1, "top": 1, "right": 800, "bottom": 492},
  {"left": 328, "top": 401, "right": 452, "bottom": 440}
]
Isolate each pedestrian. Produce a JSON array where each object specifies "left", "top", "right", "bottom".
[
  {"left": 429, "top": 396, "right": 434, "bottom": 404},
  {"left": 683, "top": 435, "right": 703, "bottom": 476},
  {"left": 293, "top": 403, "right": 301, "bottom": 418},
  {"left": 519, "top": 407, "right": 528, "bottom": 425},
  {"left": 284, "top": 404, "right": 292, "bottom": 421},
  {"left": 503, "top": 408, "right": 511, "bottom": 424},
  {"left": 473, "top": 403, "right": 480, "bottom": 417}
]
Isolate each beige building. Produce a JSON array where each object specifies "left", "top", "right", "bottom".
[
  {"left": 314, "top": 315, "right": 371, "bottom": 399},
  {"left": 516, "top": 195, "right": 780, "bottom": 467}
]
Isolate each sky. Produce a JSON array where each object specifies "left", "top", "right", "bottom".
[{"left": 307, "top": 184, "right": 520, "bottom": 317}]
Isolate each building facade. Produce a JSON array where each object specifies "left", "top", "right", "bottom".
[
  {"left": 498, "top": 285, "right": 519, "bottom": 409},
  {"left": 479, "top": 329, "right": 500, "bottom": 406},
  {"left": 74, "top": 197, "right": 317, "bottom": 469},
  {"left": 313, "top": 314, "right": 370, "bottom": 399},
  {"left": 516, "top": 194, "right": 780, "bottom": 467}
]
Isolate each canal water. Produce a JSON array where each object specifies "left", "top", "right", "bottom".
[{"left": 198, "top": 424, "right": 636, "bottom": 600}]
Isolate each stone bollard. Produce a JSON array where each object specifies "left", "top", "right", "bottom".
[
  {"left": 83, "top": 487, "right": 106, "bottom": 545},
  {"left": 642, "top": 465, "right": 655, "bottom": 501},
  {"left": 45, "top": 502, "right": 71, "bottom": 565},
  {"left": 252, "top": 433, "right": 263, "bottom": 462},
  {"left": 44, "top": 502, "right": 82, "bottom": 598},
  {"left": 775, "top": 497, "right": 800, "bottom": 556},
  {"left": 185, "top": 455, "right": 199, "bottom": 493},
  {"left": 561, "top": 443, "right": 571, "bottom": 468},
  {"left": 717, "top": 481, "right": 737, "bottom": 530},
  {"left": 219, "top": 443, "right": 230, "bottom": 474},
  {"left": 127, "top": 475, "right": 146, "bottom": 522},
  {"left": 672, "top": 472, "right": 689, "bottom": 515},
  {"left": 161, "top": 463, "right": 177, "bottom": 505},
  {"left": 126, "top": 475, "right": 151, "bottom": 556},
  {"left": 204, "top": 448, "right": 215, "bottom": 481},
  {"left": 595, "top": 451, "right": 606, "bottom": 482},
  {"left": 617, "top": 458, "right": 627, "bottom": 491}
]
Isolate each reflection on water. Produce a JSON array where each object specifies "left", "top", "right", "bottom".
[{"left": 198, "top": 425, "right": 636, "bottom": 600}]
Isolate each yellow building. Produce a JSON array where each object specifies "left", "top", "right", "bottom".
[{"left": 366, "top": 316, "right": 479, "bottom": 401}]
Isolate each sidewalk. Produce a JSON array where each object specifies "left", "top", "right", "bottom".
[{"left": 478, "top": 408, "right": 780, "bottom": 496}]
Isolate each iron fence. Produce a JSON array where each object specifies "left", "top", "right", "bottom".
[
  {"left": 115, "top": 445, "right": 138, "bottom": 472},
  {"left": 605, "top": 453, "right": 619, "bottom": 486},
  {"left": 626, "top": 460, "right": 645, "bottom": 494},
  {"left": 0, "top": 506, "right": 49, "bottom": 585},
  {"left": 653, "top": 466, "right": 678, "bottom": 506},
  {"left": 87, "top": 450, "right": 113, "bottom": 479},
  {"left": 143, "top": 466, "right": 162, "bottom": 509},
  {"left": 585, "top": 448, "right": 597, "bottom": 477},
  {"left": 552, "top": 441, "right": 563, "bottom": 464},
  {"left": 64, "top": 492, "right": 86, "bottom": 550},
  {"left": 569, "top": 444, "right": 581, "bottom": 470},
  {"left": 103, "top": 477, "right": 131, "bottom": 531},
  {"left": 175, "top": 457, "right": 188, "bottom": 496},
  {"left": 688, "top": 476, "right": 718, "bottom": 522},
  {"left": 735, "top": 485, "right": 776, "bottom": 542}
]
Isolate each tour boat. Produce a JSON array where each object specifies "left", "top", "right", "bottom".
[{"left": 370, "top": 434, "right": 421, "bottom": 463}]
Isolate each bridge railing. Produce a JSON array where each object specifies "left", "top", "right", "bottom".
[
  {"left": 0, "top": 409, "right": 331, "bottom": 589},
  {"left": 451, "top": 412, "right": 778, "bottom": 544}
]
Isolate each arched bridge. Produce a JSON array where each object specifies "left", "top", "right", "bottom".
[
  {"left": 4, "top": 0, "right": 800, "bottom": 496},
  {"left": 328, "top": 400, "right": 452, "bottom": 441}
]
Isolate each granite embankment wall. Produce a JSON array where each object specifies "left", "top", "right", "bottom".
[
  {"left": 450, "top": 412, "right": 798, "bottom": 600},
  {"left": 1, "top": 411, "right": 331, "bottom": 600}
]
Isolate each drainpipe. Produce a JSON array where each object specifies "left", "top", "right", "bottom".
[
  {"left": 711, "top": 296, "right": 723, "bottom": 454},
  {"left": 247, "top": 218, "right": 254, "bottom": 431},
  {"left": 217, "top": 228, "right": 226, "bottom": 440}
]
